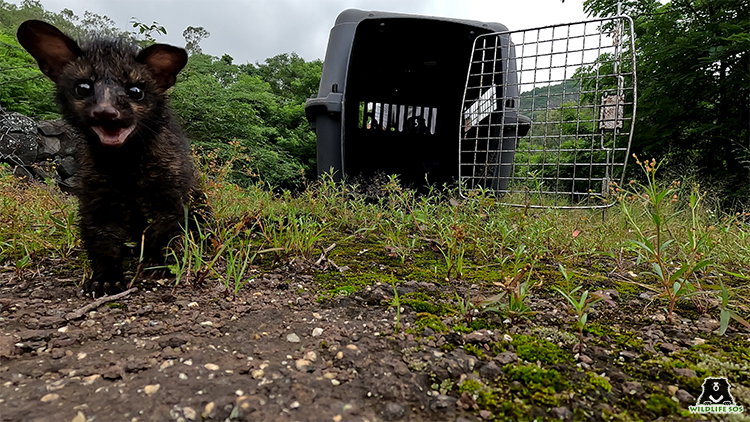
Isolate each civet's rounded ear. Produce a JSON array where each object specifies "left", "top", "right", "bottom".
[
  {"left": 136, "top": 44, "right": 189, "bottom": 90},
  {"left": 17, "top": 20, "right": 82, "bottom": 82}
]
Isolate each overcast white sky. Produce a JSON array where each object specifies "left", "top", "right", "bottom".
[{"left": 9, "top": 0, "right": 592, "bottom": 65}]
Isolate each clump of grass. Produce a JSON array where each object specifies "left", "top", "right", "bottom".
[
  {"left": 0, "top": 168, "right": 80, "bottom": 269},
  {"left": 221, "top": 235, "right": 255, "bottom": 299}
]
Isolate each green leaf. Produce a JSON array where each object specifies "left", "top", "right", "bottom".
[
  {"left": 655, "top": 189, "right": 670, "bottom": 205},
  {"left": 669, "top": 264, "right": 690, "bottom": 282},
  {"left": 659, "top": 238, "right": 674, "bottom": 253},
  {"left": 651, "top": 263, "right": 664, "bottom": 280},
  {"left": 691, "top": 259, "right": 713, "bottom": 274},
  {"left": 724, "top": 271, "right": 750, "bottom": 280},
  {"left": 650, "top": 212, "right": 661, "bottom": 227},
  {"left": 719, "top": 309, "right": 730, "bottom": 335},
  {"left": 553, "top": 287, "right": 580, "bottom": 309},
  {"left": 628, "top": 239, "right": 655, "bottom": 255},
  {"left": 579, "top": 290, "right": 589, "bottom": 309},
  {"left": 730, "top": 311, "right": 750, "bottom": 330},
  {"left": 558, "top": 263, "right": 569, "bottom": 282}
]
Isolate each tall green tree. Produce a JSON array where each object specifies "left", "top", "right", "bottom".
[
  {"left": 244, "top": 53, "right": 322, "bottom": 103},
  {"left": 584, "top": 0, "right": 750, "bottom": 203}
]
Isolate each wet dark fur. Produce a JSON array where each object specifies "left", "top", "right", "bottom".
[{"left": 18, "top": 21, "right": 197, "bottom": 297}]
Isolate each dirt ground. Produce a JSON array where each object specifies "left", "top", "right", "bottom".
[{"left": 0, "top": 257, "right": 748, "bottom": 422}]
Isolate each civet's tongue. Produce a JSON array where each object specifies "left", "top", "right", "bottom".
[{"left": 92, "top": 125, "right": 135, "bottom": 147}]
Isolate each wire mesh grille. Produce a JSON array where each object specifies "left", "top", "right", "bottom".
[{"left": 460, "top": 17, "right": 637, "bottom": 208}]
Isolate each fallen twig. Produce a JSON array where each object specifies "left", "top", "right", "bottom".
[
  {"left": 65, "top": 288, "right": 138, "bottom": 320},
  {"left": 315, "top": 243, "right": 337, "bottom": 266}
]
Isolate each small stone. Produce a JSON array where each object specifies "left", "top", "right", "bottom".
[
  {"left": 676, "top": 389, "right": 695, "bottom": 405},
  {"left": 550, "top": 407, "right": 572, "bottom": 420},
  {"left": 287, "top": 333, "right": 300, "bottom": 343},
  {"left": 691, "top": 337, "right": 706, "bottom": 346},
  {"left": 313, "top": 312, "right": 323, "bottom": 319},
  {"left": 323, "top": 372, "right": 336, "bottom": 379},
  {"left": 199, "top": 321, "right": 213, "bottom": 327},
  {"left": 204, "top": 363, "right": 220, "bottom": 371},
  {"left": 235, "top": 389, "right": 244, "bottom": 396},
  {"left": 503, "top": 334, "right": 513, "bottom": 342},
  {"left": 434, "top": 394, "right": 456, "bottom": 409},
  {"left": 158, "top": 334, "right": 190, "bottom": 348},
  {"left": 304, "top": 351, "right": 318, "bottom": 362},
  {"left": 578, "top": 354, "right": 593, "bottom": 364},
  {"left": 202, "top": 402, "right": 216, "bottom": 418},
  {"left": 465, "top": 330, "right": 492, "bottom": 343},
  {"left": 77, "top": 352, "right": 87, "bottom": 360},
  {"left": 51, "top": 348, "right": 66, "bottom": 359},
  {"left": 667, "top": 385, "right": 679, "bottom": 395},
  {"left": 178, "top": 373, "right": 188, "bottom": 380},
  {"left": 382, "top": 402, "right": 404, "bottom": 421},
  {"left": 296, "top": 359, "right": 311, "bottom": 371},
  {"left": 479, "top": 409, "right": 494, "bottom": 420},
  {"left": 619, "top": 350, "right": 639, "bottom": 361},
  {"left": 183, "top": 406, "right": 197, "bottom": 421},
  {"left": 187, "top": 302, "right": 199, "bottom": 308},
  {"left": 494, "top": 351, "right": 518, "bottom": 365},
  {"left": 659, "top": 343, "right": 680, "bottom": 354},
  {"left": 652, "top": 314, "right": 666, "bottom": 322},
  {"left": 0, "top": 336, "right": 17, "bottom": 358},
  {"left": 57, "top": 326, "right": 69, "bottom": 334},
  {"left": 312, "top": 328, "right": 323, "bottom": 337},
  {"left": 45, "top": 380, "right": 66, "bottom": 392},
  {"left": 82, "top": 374, "right": 101, "bottom": 386},
  {"left": 332, "top": 415, "right": 342, "bottom": 422},
  {"left": 143, "top": 384, "right": 160, "bottom": 396},
  {"left": 335, "top": 351, "right": 343, "bottom": 359},
  {"left": 160, "top": 360, "right": 175, "bottom": 371},
  {"left": 290, "top": 401, "right": 300, "bottom": 409},
  {"left": 251, "top": 369, "right": 264, "bottom": 379},
  {"left": 331, "top": 379, "right": 340, "bottom": 386},
  {"left": 71, "top": 411, "right": 86, "bottom": 422},
  {"left": 673, "top": 367, "right": 697, "bottom": 378},
  {"left": 479, "top": 361, "right": 502, "bottom": 380},
  {"left": 623, "top": 381, "right": 644, "bottom": 397},
  {"left": 40, "top": 393, "right": 60, "bottom": 402},
  {"left": 346, "top": 344, "right": 359, "bottom": 351}
]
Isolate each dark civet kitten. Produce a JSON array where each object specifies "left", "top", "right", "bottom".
[{"left": 18, "top": 20, "right": 196, "bottom": 297}]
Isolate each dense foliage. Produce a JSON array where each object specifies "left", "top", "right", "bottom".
[
  {"left": 0, "top": 0, "right": 321, "bottom": 189},
  {"left": 584, "top": 0, "right": 750, "bottom": 203},
  {"left": 171, "top": 52, "right": 320, "bottom": 188}
]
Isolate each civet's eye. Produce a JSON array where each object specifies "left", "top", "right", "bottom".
[
  {"left": 126, "top": 85, "right": 145, "bottom": 100},
  {"left": 75, "top": 82, "right": 93, "bottom": 97}
]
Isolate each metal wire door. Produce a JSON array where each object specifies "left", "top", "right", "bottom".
[{"left": 459, "top": 17, "right": 637, "bottom": 208}]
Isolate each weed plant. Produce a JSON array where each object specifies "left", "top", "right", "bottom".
[
  {"left": 616, "top": 156, "right": 713, "bottom": 321},
  {"left": 553, "top": 264, "right": 614, "bottom": 351}
]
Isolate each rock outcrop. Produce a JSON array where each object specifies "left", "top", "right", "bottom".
[{"left": 0, "top": 107, "right": 81, "bottom": 193}]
